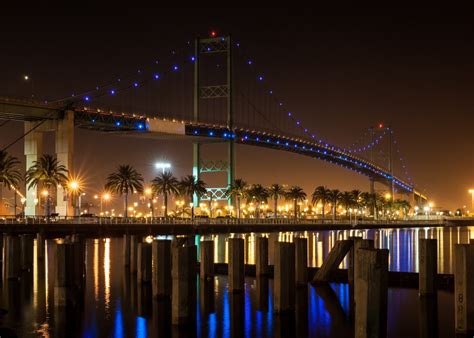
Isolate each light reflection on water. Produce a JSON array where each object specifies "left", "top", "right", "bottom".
[{"left": 0, "top": 226, "right": 469, "bottom": 337}]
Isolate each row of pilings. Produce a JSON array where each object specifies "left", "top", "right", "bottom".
[{"left": 1, "top": 232, "right": 473, "bottom": 336}]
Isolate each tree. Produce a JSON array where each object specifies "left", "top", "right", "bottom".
[
  {"left": 179, "top": 175, "right": 207, "bottom": 219},
  {"left": 327, "top": 189, "right": 341, "bottom": 221},
  {"left": 151, "top": 171, "right": 179, "bottom": 218},
  {"left": 350, "top": 189, "right": 362, "bottom": 221},
  {"left": 226, "top": 178, "right": 248, "bottom": 219},
  {"left": 311, "top": 186, "right": 330, "bottom": 221},
  {"left": 393, "top": 199, "right": 411, "bottom": 218},
  {"left": 246, "top": 184, "right": 269, "bottom": 219},
  {"left": 105, "top": 164, "right": 144, "bottom": 218},
  {"left": 0, "top": 150, "right": 22, "bottom": 216},
  {"left": 339, "top": 191, "right": 356, "bottom": 220},
  {"left": 285, "top": 186, "right": 307, "bottom": 220},
  {"left": 25, "top": 154, "right": 69, "bottom": 217},
  {"left": 267, "top": 184, "right": 286, "bottom": 218}
]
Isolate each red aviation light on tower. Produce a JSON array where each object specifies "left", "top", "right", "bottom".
[
  {"left": 210, "top": 30, "right": 217, "bottom": 38},
  {"left": 378, "top": 123, "right": 384, "bottom": 129}
]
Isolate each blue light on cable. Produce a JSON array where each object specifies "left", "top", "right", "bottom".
[
  {"left": 153, "top": 74, "right": 160, "bottom": 80},
  {"left": 110, "top": 89, "right": 115, "bottom": 95},
  {"left": 84, "top": 96, "right": 90, "bottom": 102},
  {"left": 172, "top": 65, "right": 179, "bottom": 71},
  {"left": 115, "top": 121, "right": 121, "bottom": 126}
]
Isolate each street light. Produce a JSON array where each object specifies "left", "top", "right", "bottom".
[
  {"left": 95, "top": 192, "right": 111, "bottom": 215},
  {"left": 68, "top": 180, "right": 81, "bottom": 217},
  {"left": 154, "top": 162, "right": 171, "bottom": 174}
]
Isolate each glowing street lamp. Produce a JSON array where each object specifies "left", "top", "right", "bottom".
[
  {"left": 95, "top": 192, "right": 111, "bottom": 215},
  {"left": 154, "top": 162, "right": 171, "bottom": 174}
]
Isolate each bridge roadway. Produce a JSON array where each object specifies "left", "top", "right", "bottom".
[
  {"left": 0, "top": 98, "right": 424, "bottom": 198},
  {"left": 0, "top": 216, "right": 455, "bottom": 237}
]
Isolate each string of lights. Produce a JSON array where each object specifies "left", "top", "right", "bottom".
[{"left": 51, "top": 41, "right": 195, "bottom": 104}]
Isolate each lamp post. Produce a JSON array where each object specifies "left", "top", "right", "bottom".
[{"left": 95, "top": 193, "right": 111, "bottom": 216}]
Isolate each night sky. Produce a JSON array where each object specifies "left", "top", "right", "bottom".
[{"left": 0, "top": 8, "right": 473, "bottom": 210}]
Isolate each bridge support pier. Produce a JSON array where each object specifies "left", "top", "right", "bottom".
[
  {"left": 24, "top": 126, "right": 44, "bottom": 216},
  {"left": 24, "top": 110, "right": 74, "bottom": 217},
  {"left": 55, "top": 110, "right": 74, "bottom": 217}
]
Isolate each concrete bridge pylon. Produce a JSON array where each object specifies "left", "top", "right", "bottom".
[{"left": 24, "top": 110, "right": 74, "bottom": 217}]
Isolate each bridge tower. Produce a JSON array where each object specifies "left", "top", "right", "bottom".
[
  {"left": 369, "top": 125, "right": 395, "bottom": 200},
  {"left": 193, "top": 35, "right": 235, "bottom": 210},
  {"left": 24, "top": 111, "right": 74, "bottom": 217}
]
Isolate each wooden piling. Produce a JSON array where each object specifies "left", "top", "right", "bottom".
[
  {"left": 130, "top": 235, "right": 138, "bottom": 274},
  {"left": 171, "top": 244, "right": 196, "bottom": 325},
  {"left": 255, "top": 236, "right": 268, "bottom": 276},
  {"left": 454, "top": 244, "right": 474, "bottom": 334},
  {"left": 274, "top": 241, "right": 295, "bottom": 313},
  {"left": 200, "top": 240, "right": 214, "bottom": 280},
  {"left": 313, "top": 240, "right": 353, "bottom": 283},
  {"left": 20, "top": 234, "right": 34, "bottom": 271},
  {"left": 295, "top": 237, "right": 308, "bottom": 285},
  {"left": 354, "top": 248, "right": 389, "bottom": 338},
  {"left": 54, "top": 243, "right": 74, "bottom": 307},
  {"left": 123, "top": 234, "right": 131, "bottom": 267},
  {"left": 36, "top": 233, "right": 45, "bottom": 260},
  {"left": 228, "top": 238, "right": 244, "bottom": 292},
  {"left": 152, "top": 240, "right": 171, "bottom": 299},
  {"left": 138, "top": 242, "right": 152, "bottom": 284},
  {"left": 419, "top": 239, "right": 437, "bottom": 296},
  {"left": 5, "top": 235, "right": 20, "bottom": 280}
]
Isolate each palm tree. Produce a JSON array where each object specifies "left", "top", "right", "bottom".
[
  {"left": 105, "top": 165, "right": 144, "bottom": 218},
  {"left": 226, "top": 178, "right": 248, "bottom": 219},
  {"left": 285, "top": 186, "right": 307, "bottom": 220},
  {"left": 0, "top": 151, "right": 22, "bottom": 216},
  {"left": 267, "top": 184, "right": 286, "bottom": 218},
  {"left": 179, "top": 175, "right": 207, "bottom": 219},
  {"left": 339, "top": 191, "right": 356, "bottom": 220},
  {"left": 311, "top": 186, "right": 330, "bottom": 221},
  {"left": 327, "top": 189, "right": 341, "bottom": 221},
  {"left": 246, "top": 184, "right": 269, "bottom": 219},
  {"left": 394, "top": 199, "right": 411, "bottom": 218},
  {"left": 151, "top": 171, "right": 179, "bottom": 218},
  {"left": 25, "top": 154, "right": 69, "bottom": 217},
  {"left": 359, "top": 192, "right": 372, "bottom": 218}
]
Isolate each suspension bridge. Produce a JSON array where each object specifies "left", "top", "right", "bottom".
[{"left": 0, "top": 34, "right": 426, "bottom": 217}]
